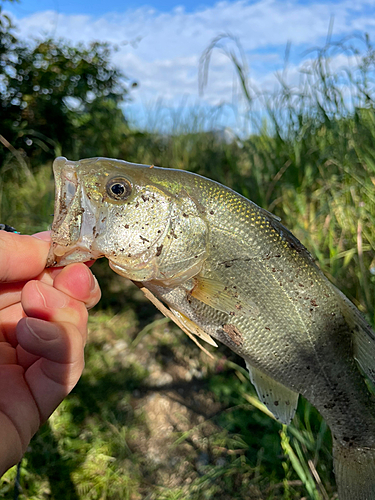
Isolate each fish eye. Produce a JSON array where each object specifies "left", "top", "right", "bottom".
[{"left": 106, "top": 177, "right": 132, "bottom": 201}]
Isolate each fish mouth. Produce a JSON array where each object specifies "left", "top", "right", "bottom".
[
  {"left": 47, "top": 242, "right": 101, "bottom": 266},
  {"left": 46, "top": 157, "right": 103, "bottom": 267}
]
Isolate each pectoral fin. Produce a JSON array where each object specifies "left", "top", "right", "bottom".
[
  {"left": 245, "top": 361, "right": 299, "bottom": 425},
  {"left": 170, "top": 307, "right": 218, "bottom": 347},
  {"left": 190, "top": 275, "right": 259, "bottom": 317}
]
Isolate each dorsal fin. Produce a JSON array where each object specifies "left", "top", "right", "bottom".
[{"left": 335, "top": 288, "right": 375, "bottom": 385}]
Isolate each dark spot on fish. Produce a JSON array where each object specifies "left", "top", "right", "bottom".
[
  {"left": 219, "top": 257, "right": 252, "bottom": 268},
  {"left": 222, "top": 324, "right": 243, "bottom": 346},
  {"left": 265, "top": 327, "right": 270, "bottom": 331},
  {"left": 235, "top": 304, "right": 242, "bottom": 310},
  {"left": 310, "top": 299, "right": 318, "bottom": 307},
  {"left": 182, "top": 213, "right": 188, "bottom": 217},
  {"left": 274, "top": 401, "right": 279, "bottom": 406},
  {"left": 128, "top": 253, "right": 132, "bottom": 257},
  {"left": 324, "top": 402, "right": 336, "bottom": 409},
  {"left": 141, "top": 194, "right": 149, "bottom": 202},
  {"left": 299, "top": 283, "right": 304, "bottom": 287},
  {"left": 157, "top": 230, "right": 161, "bottom": 234},
  {"left": 156, "top": 245, "right": 163, "bottom": 257},
  {"left": 139, "top": 235, "right": 150, "bottom": 243},
  {"left": 209, "top": 210, "right": 214, "bottom": 215},
  {"left": 124, "top": 224, "right": 129, "bottom": 229}
]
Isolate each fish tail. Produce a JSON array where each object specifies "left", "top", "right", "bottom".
[{"left": 333, "top": 439, "right": 375, "bottom": 499}]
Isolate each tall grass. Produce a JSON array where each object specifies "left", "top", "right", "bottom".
[
  {"left": 2, "top": 34, "right": 375, "bottom": 499},
  {"left": 198, "top": 33, "right": 375, "bottom": 319}
]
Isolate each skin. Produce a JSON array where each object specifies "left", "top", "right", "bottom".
[{"left": 0, "top": 231, "right": 101, "bottom": 476}]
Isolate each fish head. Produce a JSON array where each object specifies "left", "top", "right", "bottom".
[{"left": 47, "top": 157, "right": 208, "bottom": 284}]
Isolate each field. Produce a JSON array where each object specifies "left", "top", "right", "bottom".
[{"left": 1, "top": 35, "right": 375, "bottom": 499}]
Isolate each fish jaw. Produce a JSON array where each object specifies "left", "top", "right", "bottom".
[
  {"left": 46, "top": 157, "right": 209, "bottom": 283},
  {"left": 46, "top": 157, "right": 104, "bottom": 266}
]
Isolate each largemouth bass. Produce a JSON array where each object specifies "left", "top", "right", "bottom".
[{"left": 47, "top": 156, "right": 375, "bottom": 499}]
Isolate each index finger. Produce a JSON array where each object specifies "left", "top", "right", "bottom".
[{"left": 0, "top": 232, "right": 51, "bottom": 283}]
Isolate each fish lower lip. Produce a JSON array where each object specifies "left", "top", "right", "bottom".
[{"left": 47, "top": 243, "right": 102, "bottom": 266}]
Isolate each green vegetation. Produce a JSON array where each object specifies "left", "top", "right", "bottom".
[
  {"left": 2, "top": 7, "right": 375, "bottom": 498},
  {"left": 0, "top": 0, "right": 130, "bottom": 169}
]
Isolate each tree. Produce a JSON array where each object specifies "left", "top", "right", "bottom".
[{"left": 0, "top": 2, "right": 130, "bottom": 168}]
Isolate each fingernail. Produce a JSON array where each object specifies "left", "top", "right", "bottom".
[
  {"left": 82, "top": 265, "right": 97, "bottom": 291},
  {"left": 25, "top": 317, "right": 60, "bottom": 341},
  {"left": 90, "top": 272, "right": 99, "bottom": 292},
  {"left": 32, "top": 231, "right": 51, "bottom": 241},
  {"left": 35, "top": 281, "right": 67, "bottom": 309}
]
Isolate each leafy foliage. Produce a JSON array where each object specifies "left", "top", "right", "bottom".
[{"left": 0, "top": 3, "right": 129, "bottom": 168}]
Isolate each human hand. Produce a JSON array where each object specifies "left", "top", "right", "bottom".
[{"left": 0, "top": 231, "right": 101, "bottom": 475}]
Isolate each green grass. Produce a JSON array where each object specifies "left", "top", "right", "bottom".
[{"left": 2, "top": 34, "right": 375, "bottom": 499}]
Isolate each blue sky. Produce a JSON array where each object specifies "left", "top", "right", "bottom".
[
  {"left": 5, "top": 0, "right": 375, "bottom": 132},
  {"left": 7, "top": 0, "right": 221, "bottom": 15}
]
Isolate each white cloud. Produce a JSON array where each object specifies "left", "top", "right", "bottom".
[{"left": 6, "top": 0, "right": 375, "bottom": 130}]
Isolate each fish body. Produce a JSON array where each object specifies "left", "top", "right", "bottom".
[{"left": 47, "top": 157, "right": 375, "bottom": 499}]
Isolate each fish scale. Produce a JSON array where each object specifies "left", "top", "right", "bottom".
[{"left": 47, "top": 156, "right": 375, "bottom": 499}]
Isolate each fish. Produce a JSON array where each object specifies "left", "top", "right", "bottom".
[{"left": 47, "top": 156, "right": 375, "bottom": 500}]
